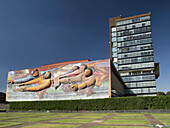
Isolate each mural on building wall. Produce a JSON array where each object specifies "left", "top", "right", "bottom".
[{"left": 6, "top": 59, "right": 110, "bottom": 101}]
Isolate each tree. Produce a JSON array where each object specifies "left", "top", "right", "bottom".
[
  {"left": 166, "top": 91, "right": 170, "bottom": 95},
  {"left": 156, "top": 91, "right": 165, "bottom": 96}
]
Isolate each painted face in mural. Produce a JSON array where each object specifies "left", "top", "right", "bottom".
[
  {"left": 79, "top": 64, "right": 87, "bottom": 72},
  {"left": 43, "top": 71, "right": 51, "bottom": 79},
  {"left": 72, "top": 84, "right": 78, "bottom": 91},
  {"left": 84, "top": 68, "right": 93, "bottom": 77},
  {"left": 71, "top": 66, "right": 79, "bottom": 72},
  {"left": 31, "top": 69, "right": 39, "bottom": 77},
  {"left": 7, "top": 59, "right": 110, "bottom": 101}
]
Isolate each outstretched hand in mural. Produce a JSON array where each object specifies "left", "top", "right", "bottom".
[
  {"left": 56, "top": 64, "right": 107, "bottom": 97},
  {"left": 7, "top": 69, "right": 40, "bottom": 84},
  {"left": 53, "top": 64, "right": 87, "bottom": 88},
  {"left": 13, "top": 71, "right": 53, "bottom": 92},
  {"left": 54, "top": 63, "right": 109, "bottom": 94}
]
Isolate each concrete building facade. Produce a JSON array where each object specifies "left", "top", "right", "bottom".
[{"left": 109, "top": 13, "right": 159, "bottom": 96}]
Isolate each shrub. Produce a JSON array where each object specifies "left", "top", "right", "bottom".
[
  {"left": 166, "top": 91, "right": 170, "bottom": 95},
  {"left": 9, "top": 96, "right": 170, "bottom": 111},
  {"left": 156, "top": 92, "right": 165, "bottom": 96}
]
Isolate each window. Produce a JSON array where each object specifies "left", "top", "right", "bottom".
[
  {"left": 122, "top": 74, "right": 155, "bottom": 82},
  {"left": 118, "top": 56, "right": 154, "bottom": 65},
  {"left": 117, "top": 32, "right": 152, "bottom": 42},
  {"left": 112, "top": 47, "right": 117, "bottom": 52},
  {"left": 118, "top": 43, "right": 153, "bottom": 53},
  {"left": 116, "top": 16, "right": 150, "bottom": 27},
  {"left": 120, "top": 72, "right": 129, "bottom": 76},
  {"left": 112, "top": 37, "right": 117, "bottom": 42},
  {"left": 117, "top": 38, "right": 152, "bottom": 47},
  {"left": 118, "top": 62, "right": 154, "bottom": 70},
  {"left": 112, "top": 27, "right": 116, "bottom": 32},
  {"left": 112, "top": 32, "right": 116, "bottom": 37},
  {"left": 118, "top": 50, "right": 153, "bottom": 59},
  {"left": 126, "top": 81, "right": 156, "bottom": 88},
  {"left": 113, "top": 42, "right": 117, "bottom": 47}
]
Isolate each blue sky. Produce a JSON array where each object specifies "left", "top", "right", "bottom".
[{"left": 0, "top": 0, "right": 170, "bottom": 93}]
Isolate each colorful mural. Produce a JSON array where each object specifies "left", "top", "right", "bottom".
[{"left": 6, "top": 59, "right": 110, "bottom": 101}]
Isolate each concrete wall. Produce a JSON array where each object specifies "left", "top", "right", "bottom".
[
  {"left": 7, "top": 59, "right": 110, "bottom": 101},
  {"left": 111, "top": 71, "right": 124, "bottom": 95},
  {"left": 110, "top": 62, "right": 125, "bottom": 96}
]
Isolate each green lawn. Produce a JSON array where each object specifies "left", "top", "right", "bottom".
[
  {"left": 101, "top": 119, "right": 149, "bottom": 125},
  {"left": 50, "top": 118, "right": 93, "bottom": 123},
  {"left": 0, "top": 122, "right": 25, "bottom": 127},
  {"left": 11, "top": 117, "right": 51, "bottom": 122},
  {"left": 0, "top": 112, "right": 170, "bottom": 128},
  {"left": 154, "top": 116, "right": 170, "bottom": 120},
  {"left": 91, "top": 126, "right": 148, "bottom": 128},
  {"left": 0, "top": 112, "right": 45, "bottom": 117},
  {"left": 11, "top": 115, "right": 68, "bottom": 122},
  {"left": 111, "top": 116, "right": 146, "bottom": 119},
  {"left": 117, "top": 113, "right": 146, "bottom": 116},
  {"left": 21, "top": 124, "right": 79, "bottom": 128},
  {"left": 151, "top": 113, "right": 170, "bottom": 116},
  {"left": 72, "top": 113, "right": 110, "bottom": 119},
  {"left": 159, "top": 120, "right": 170, "bottom": 125},
  {"left": 0, "top": 116, "right": 16, "bottom": 120},
  {"left": 72, "top": 114, "right": 109, "bottom": 119}
]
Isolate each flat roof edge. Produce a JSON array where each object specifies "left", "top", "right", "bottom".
[{"left": 115, "top": 12, "right": 151, "bottom": 22}]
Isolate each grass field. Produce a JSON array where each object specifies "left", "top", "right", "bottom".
[{"left": 0, "top": 112, "right": 169, "bottom": 128}]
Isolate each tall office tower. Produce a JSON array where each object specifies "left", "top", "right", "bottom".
[{"left": 109, "top": 13, "right": 159, "bottom": 96}]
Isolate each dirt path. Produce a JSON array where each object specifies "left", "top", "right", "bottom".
[{"left": 144, "top": 114, "right": 165, "bottom": 125}]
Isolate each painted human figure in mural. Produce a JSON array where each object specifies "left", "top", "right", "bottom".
[
  {"left": 58, "top": 64, "right": 87, "bottom": 79},
  {"left": 53, "top": 64, "right": 87, "bottom": 88},
  {"left": 89, "top": 64, "right": 109, "bottom": 87},
  {"left": 13, "top": 71, "right": 52, "bottom": 92},
  {"left": 55, "top": 63, "right": 109, "bottom": 95},
  {"left": 7, "top": 69, "right": 40, "bottom": 84},
  {"left": 6, "top": 59, "right": 110, "bottom": 101}
]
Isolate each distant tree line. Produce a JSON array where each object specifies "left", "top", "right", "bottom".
[{"left": 157, "top": 91, "right": 170, "bottom": 96}]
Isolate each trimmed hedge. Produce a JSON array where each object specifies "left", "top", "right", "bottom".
[{"left": 9, "top": 96, "right": 170, "bottom": 111}]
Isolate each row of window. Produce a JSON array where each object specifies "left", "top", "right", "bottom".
[
  {"left": 116, "top": 16, "right": 150, "bottom": 26},
  {"left": 117, "top": 38, "right": 152, "bottom": 47},
  {"left": 121, "top": 70, "right": 154, "bottom": 76},
  {"left": 118, "top": 62, "right": 154, "bottom": 70},
  {"left": 117, "top": 32, "right": 152, "bottom": 42},
  {"left": 125, "top": 87, "right": 156, "bottom": 94},
  {"left": 118, "top": 50, "right": 153, "bottom": 59},
  {"left": 118, "top": 44, "right": 153, "bottom": 53},
  {"left": 118, "top": 56, "right": 154, "bottom": 65},
  {"left": 117, "top": 21, "right": 151, "bottom": 31},
  {"left": 117, "top": 26, "right": 151, "bottom": 37},
  {"left": 122, "top": 74, "right": 155, "bottom": 82},
  {"left": 125, "top": 81, "right": 156, "bottom": 88}
]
